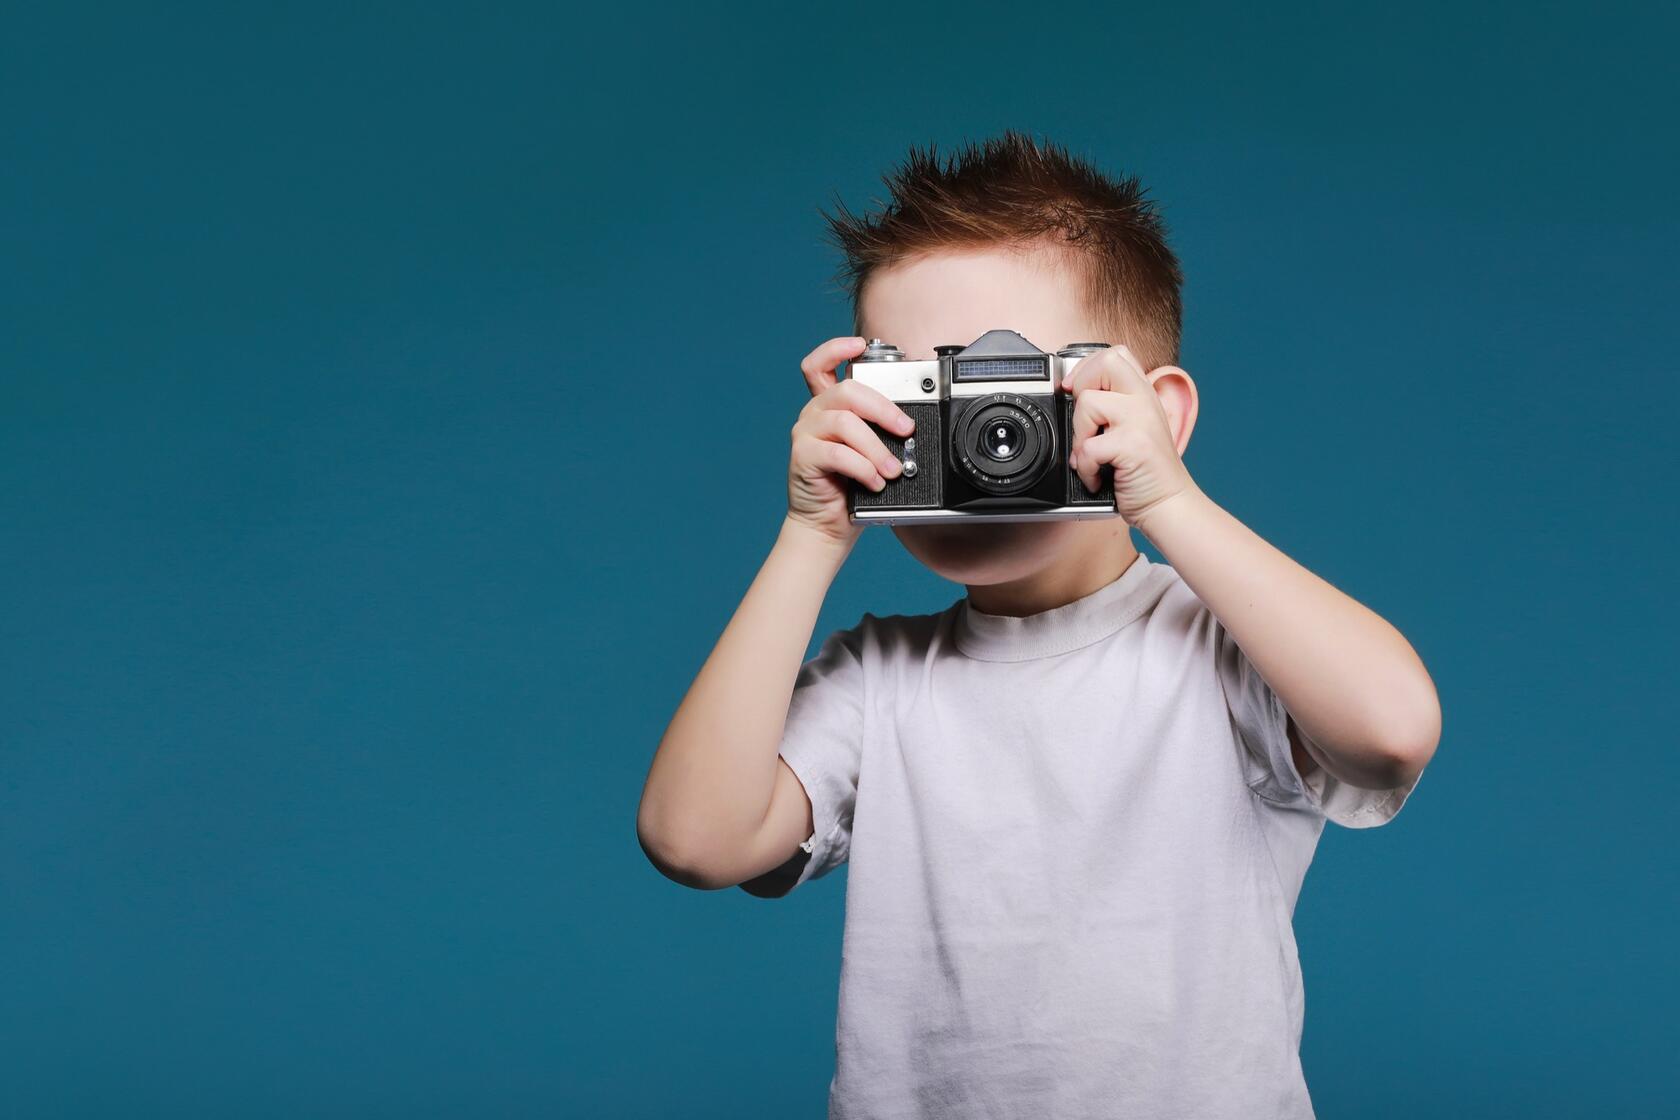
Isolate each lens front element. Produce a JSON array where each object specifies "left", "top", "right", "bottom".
[{"left": 981, "top": 417, "right": 1024, "bottom": 462}]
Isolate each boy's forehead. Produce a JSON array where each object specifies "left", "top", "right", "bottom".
[{"left": 859, "top": 244, "right": 1107, "bottom": 358}]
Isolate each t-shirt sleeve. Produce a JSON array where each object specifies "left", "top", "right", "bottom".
[
  {"left": 741, "top": 617, "right": 869, "bottom": 895},
  {"left": 1213, "top": 616, "right": 1421, "bottom": 828}
]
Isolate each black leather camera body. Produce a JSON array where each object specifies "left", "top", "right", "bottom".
[{"left": 845, "top": 329, "right": 1117, "bottom": 524}]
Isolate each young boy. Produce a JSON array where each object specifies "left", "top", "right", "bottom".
[{"left": 637, "top": 131, "right": 1440, "bottom": 1119}]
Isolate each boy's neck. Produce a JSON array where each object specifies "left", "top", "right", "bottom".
[{"left": 964, "top": 524, "right": 1140, "bottom": 618}]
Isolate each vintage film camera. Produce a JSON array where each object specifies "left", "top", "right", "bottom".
[{"left": 845, "top": 329, "right": 1118, "bottom": 524}]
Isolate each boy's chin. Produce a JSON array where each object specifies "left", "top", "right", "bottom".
[{"left": 890, "top": 518, "right": 1079, "bottom": 586}]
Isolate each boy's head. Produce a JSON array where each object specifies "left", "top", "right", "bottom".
[{"left": 822, "top": 131, "right": 1198, "bottom": 590}]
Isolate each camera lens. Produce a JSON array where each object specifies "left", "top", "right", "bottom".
[
  {"left": 951, "top": 394, "right": 1055, "bottom": 496},
  {"left": 980, "top": 417, "right": 1023, "bottom": 461}
]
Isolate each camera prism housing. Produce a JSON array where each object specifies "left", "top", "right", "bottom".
[{"left": 845, "top": 329, "right": 1118, "bottom": 525}]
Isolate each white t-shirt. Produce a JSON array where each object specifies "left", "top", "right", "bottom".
[{"left": 744, "top": 550, "right": 1421, "bottom": 1119}]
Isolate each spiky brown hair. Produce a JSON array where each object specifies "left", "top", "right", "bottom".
[{"left": 821, "top": 130, "right": 1183, "bottom": 369}]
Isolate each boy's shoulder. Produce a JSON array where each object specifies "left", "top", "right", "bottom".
[{"left": 832, "top": 602, "right": 958, "bottom": 655}]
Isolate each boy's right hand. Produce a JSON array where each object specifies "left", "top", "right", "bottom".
[{"left": 786, "top": 336, "right": 917, "bottom": 549}]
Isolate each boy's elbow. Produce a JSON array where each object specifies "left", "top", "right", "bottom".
[
  {"left": 636, "top": 808, "right": 738, "bottom": 891},
  {"left": 1369, "top": 697, "right": 1441, "bottom": 788},
  {"left": 1369, "top": 740, "right": 1433, "bottom": 791},
  {"left": 1320, "top": 696, "right": 1440, "bottom": 790}
]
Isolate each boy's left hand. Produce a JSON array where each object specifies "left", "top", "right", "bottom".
[{"left": 1061, "top": 344, "right": 1198, "bottom": 532}]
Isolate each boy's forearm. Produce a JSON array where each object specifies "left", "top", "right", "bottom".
[
  {"left": 1136, "top": 486, "right": 1440, "bottom": 789},
  {"left": 639, "top": 516, "right": 853, "bottom": 877}
]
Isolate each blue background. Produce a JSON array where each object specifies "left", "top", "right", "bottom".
[{"left": 4, "top": 2, "right": 1675, "bottom": 1116}]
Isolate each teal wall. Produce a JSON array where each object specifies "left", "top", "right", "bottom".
[{"left": 3, "top": 2, "right": 1675, "bottom": 1115}]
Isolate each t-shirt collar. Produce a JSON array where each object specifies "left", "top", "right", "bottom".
[{"left": 952, "top": 551, "right": 1175, "bottom": 662}]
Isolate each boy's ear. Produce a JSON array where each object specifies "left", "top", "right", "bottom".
[{"left": 1146, "top": 365, "right": 1199, "bottom": 456}]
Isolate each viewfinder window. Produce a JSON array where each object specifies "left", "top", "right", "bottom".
[{"left": 953, "top": 357, "right": 1049, "bottom": 382}]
